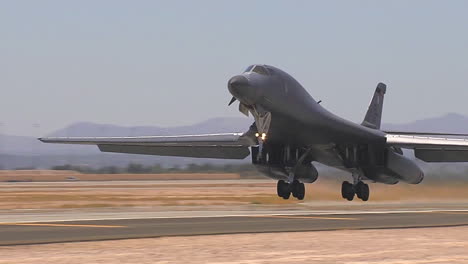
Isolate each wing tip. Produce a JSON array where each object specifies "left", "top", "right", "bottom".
[{"left": 38, "top": 137, "right": 57, "bottom": 143}]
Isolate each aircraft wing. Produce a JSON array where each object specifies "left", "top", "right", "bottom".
[
  {"left": 386, "top": 133, "right": 468, "bottom": 162},
  {"left": 384, "top": 131, "right": 468, "bottom": 137},
  {"left": 39, "top": 133, "right": 256, "bottom": 159}
]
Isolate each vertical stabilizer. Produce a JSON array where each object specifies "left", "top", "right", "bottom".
[{"left": 362, "top": 83, "right": 386, "bottom": 129}]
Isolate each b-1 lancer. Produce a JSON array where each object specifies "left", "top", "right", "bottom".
[{"left": 40, "top": 65, "right": 468, "bottom": 201}]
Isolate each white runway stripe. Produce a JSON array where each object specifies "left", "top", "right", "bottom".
[{"left": 1, "top": 208, "right": 468, "bottom": 224}]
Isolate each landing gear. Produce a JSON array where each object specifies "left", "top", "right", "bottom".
[
  {"left": 341, "top": 181, "right": 354, "bottom": 201},
  {"left": 276, "top": 180, "right": 305, "bottom": 200},
  {"left": 341, "top": 180, "right": 370, "bottom": 201},
  {"left": 291, "top": 180, "right": 305, "bottom": 200},
  {"left": 355, "top": 181, "right": 370, "bottom": 201},
  {"left": 277, "top": 180, "right": 290, "bottom": 200}
]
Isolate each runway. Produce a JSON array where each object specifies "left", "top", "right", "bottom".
[{"left": 1, "top": 209, "right": 468, "bottom": 246}]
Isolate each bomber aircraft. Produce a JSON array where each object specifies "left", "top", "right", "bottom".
[{"left": 40, "top": 65, "right": 468, "bottom": 201}]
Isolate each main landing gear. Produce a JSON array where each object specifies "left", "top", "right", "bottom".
[
  {"left": 341, "top": 181, "right": 370, "bottom": 201},
  {"left": 277, "top": 180, "right": 305, "bottom": 200}
]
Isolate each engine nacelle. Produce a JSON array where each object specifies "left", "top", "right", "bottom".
[
  {"left": 295, "top": 163, "right": 318, "bottom": 183},
  {"left": 254, "top": 162, "right": 318, "bottom": 183},
  {"left": 386, "top": 148, "right": 424, "bottom": 184},
  {"left": 254, "top": 165, "right": 287, "bottom": 181}
]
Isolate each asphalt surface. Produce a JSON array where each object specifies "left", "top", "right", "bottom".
[{"left": 1, "top": 210, "right": 468, "bottom": 246}]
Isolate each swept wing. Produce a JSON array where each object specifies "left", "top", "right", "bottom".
[
  {"left": 39, "top": 133, "right": 256, "bottom": 159},
  {"left": 386, "top": 133, "right": 468, "bottom": 162}
]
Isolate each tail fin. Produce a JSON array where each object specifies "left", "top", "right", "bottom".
[{"left": 362, "top": 82, "right": 387, "bottom": 129}]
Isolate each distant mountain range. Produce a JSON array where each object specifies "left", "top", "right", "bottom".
[
  {"left": 1, "top": 113, "right": 468, "bottom": 169},
  {"left": 0, "top": 117, "right": 253, "bottom": 156},
  {"left": 0, "top": 117, "right": 253, "bottom": 169},
  {"left": 47, "top": 117, "right": 252, "bottom": 137},
  {"left": 382, "top": 113, "right": 468, "bottom": 133}
]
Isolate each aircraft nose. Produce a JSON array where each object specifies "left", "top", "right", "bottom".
[
  {"left": 228, "top": 75, "right": 249, "bottom": 97},
  {"left": 228, "top": 75, "right": 249, "bottom": 90}
]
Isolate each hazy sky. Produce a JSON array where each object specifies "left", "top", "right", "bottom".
[{"left": 1, "top": 0, "right": 468, "bottom": 136}]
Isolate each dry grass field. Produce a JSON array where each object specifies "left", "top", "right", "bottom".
[
  {"left": 1, "top": 171, "right": 468, "bottom": 209},
  {"left": 0, "top": 170, "right": 240, "bottom": 181}
]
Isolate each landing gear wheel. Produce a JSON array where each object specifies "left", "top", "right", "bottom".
[
  {"left": 354, "top": 181, "right": 370, "bottom": 201},
  {"left": 355, "top": 181, "right": 365, "bottom": 199},
  {"left": 360, "top": 183, "right": 370, "bottom": 201},
  {"left": 291, "top": 180, "right": 299, "bottom": 198},
  {"left": 298, "top": 182, "right": 305, "bottom": 200},
  {"left": 291, "top": 180, "right": 305, "bottom": 200},
  {"left": 276, "top": 180, "right": 283, "bottom": 198},
  {"left": 341, "top": 182, "right": 347, "bottom": 199},
  {"left": 341, "top": 181, "right": 355, "bottom": 201},
  {"left": 277, "top": 180, "right": 291, "bottom": 200}
]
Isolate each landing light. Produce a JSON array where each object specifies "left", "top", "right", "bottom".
[{"left": 255, "top": 132, "right": 267, "bottom": 141}]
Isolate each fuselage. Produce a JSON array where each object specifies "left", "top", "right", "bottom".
[
  {"left": 229, "top": 65, "right": 386, "bottom": 147},
  {"left": 228, "top": 65, "right": 424, "bottom": 185}
]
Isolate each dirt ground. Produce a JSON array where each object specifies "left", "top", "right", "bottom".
[
  {"left": 1, "top": 226, "right": 467, "bottom": 264},
  {"left": 2, "top": 175, "right": 468, "bottom": 263},
  {"left": 2, "top": 178, "right": 468, "bottom": 209},
  {"left": 0, "top": 170, "right": 240, "bottom": 181}
]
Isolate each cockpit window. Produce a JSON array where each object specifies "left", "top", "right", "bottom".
[
  {"left": 251, "top": 65, "right": 269, "bottom": 75},
  {"left": 244, "top": 65, "right": 254, "bottom": 72},
  {"left": 243, "top": 64, "right": 270, "bottom": 75},
  {"left": 265, "top": 66, "right": 275, "bottom": 75}
]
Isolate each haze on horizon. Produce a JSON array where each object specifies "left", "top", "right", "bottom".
[{"left": 1, "top": 0, "right": 468, "bottom": 137}]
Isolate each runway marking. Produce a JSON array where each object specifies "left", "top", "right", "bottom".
[
  {"left": 1, "top": 209, "right": 468, "bottom": 224},
  {"left": 0, "top": 223, "right": 126, "bottom": 228},
  {"left": 251, "top": 215, "right": 359, "bottom": 220},
  {"left": 432, "top": 211, "right": 468, "bottom": 215}
]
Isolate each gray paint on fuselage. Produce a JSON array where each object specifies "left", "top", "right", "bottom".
[
  {"left": 232, "top": 65, "right": 386, "bottom": 147},
  {"left": 228, "top": 65, "right": 427, "bottom": 185}
]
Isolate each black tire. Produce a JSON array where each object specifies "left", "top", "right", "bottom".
[
  {"left": 291, "top": 180, "right": 300, "bottom": 198},
  {"left": 296, "top": 182, "right": 305, "bottom": 200},
  {"left": 282, "top": 183, "right": 291, "bottom": 200},
  {"left": 341, "top": 181, "right": 348, "bottom": 199},
  {"left": 342, "top": 181, "right": 354, "bottom": 201},
  {"left": 277, "top": 180, "right": 291, "bottom": 200},
  {"left": 277, "top": 180, "right": 285, "bottom": 198},
  {"left": 361, "top": 183, "right": 370, "bottom": 201},
  {"left": 355, "top": 182, "right": 364, "bottom": 199}
]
